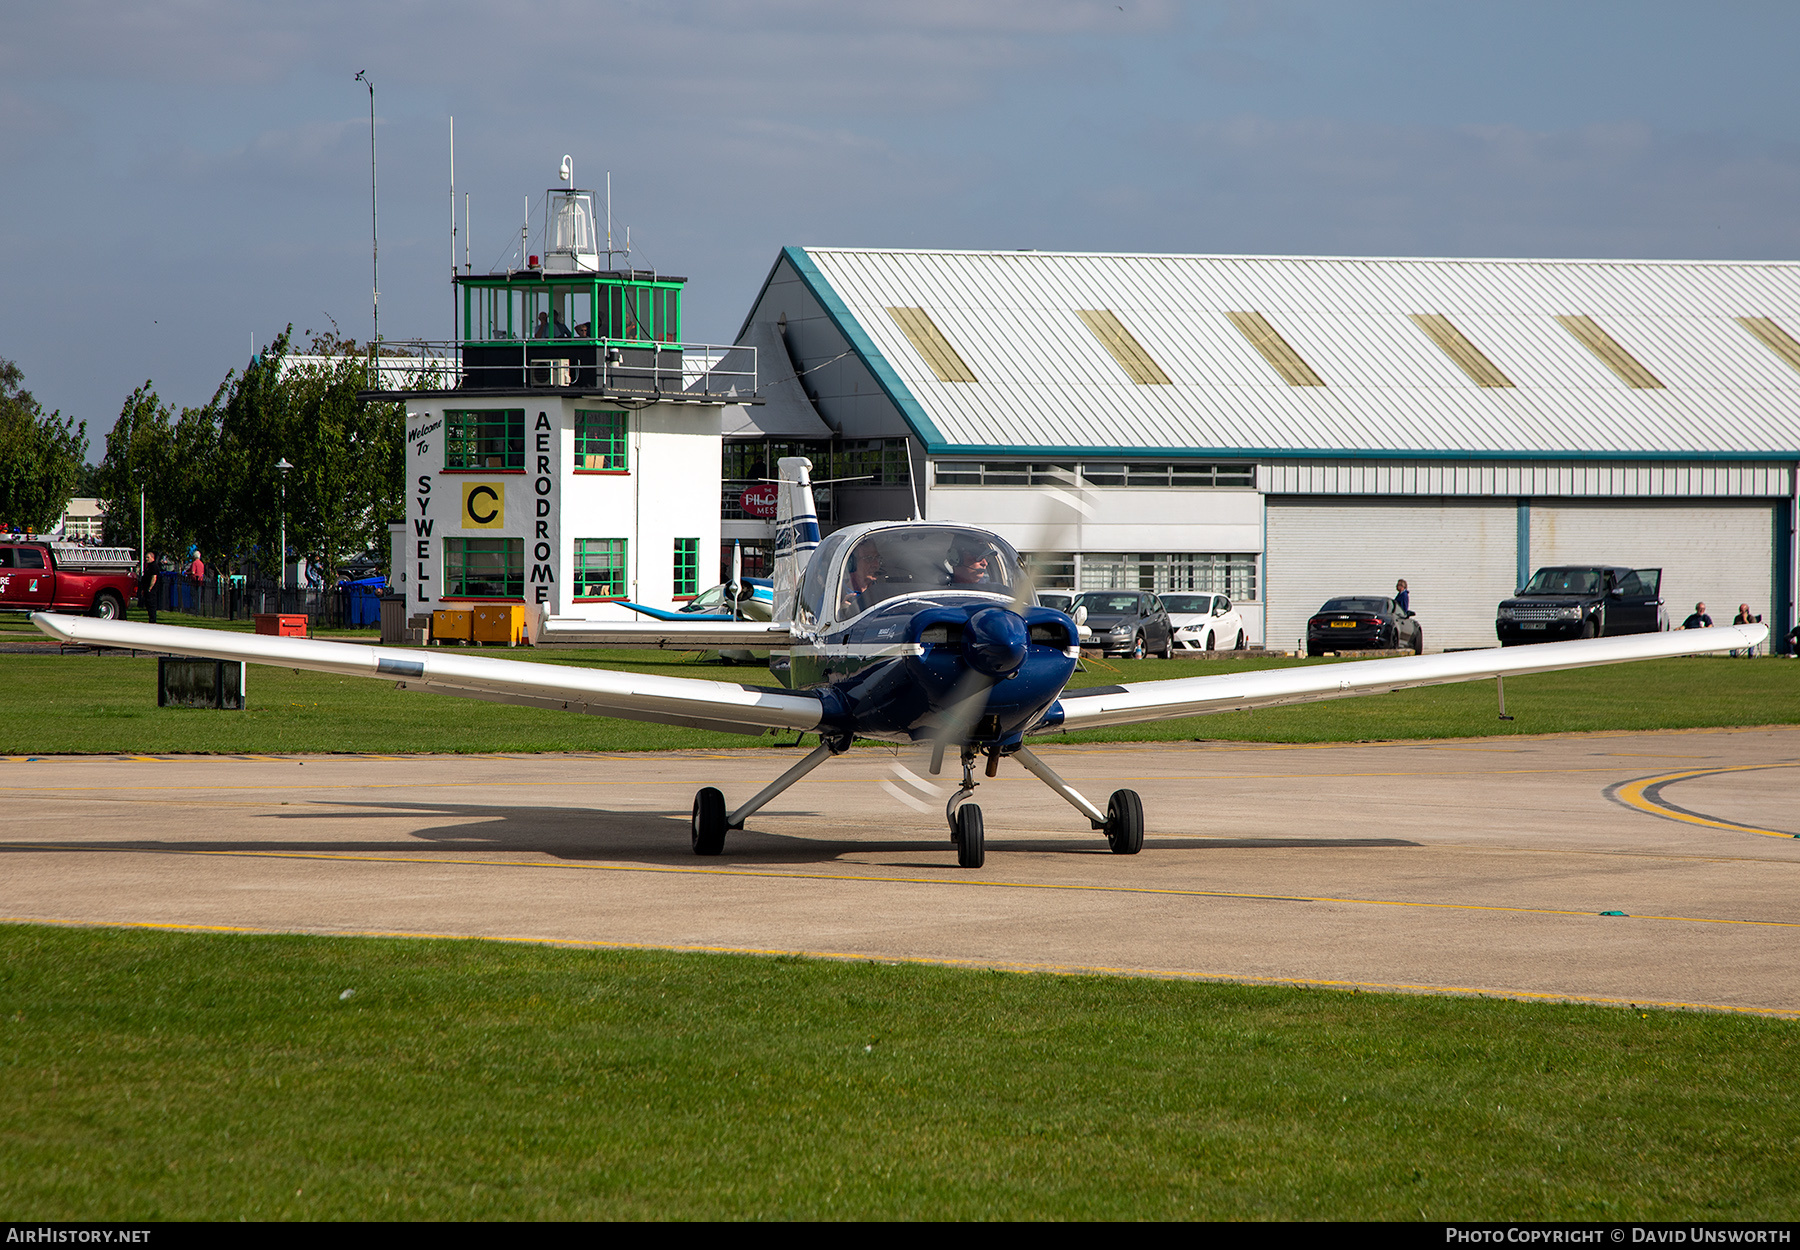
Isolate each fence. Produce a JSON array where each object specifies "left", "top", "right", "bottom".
[{"left": 144, "top": 575, "right": 386, "bottom": 629}]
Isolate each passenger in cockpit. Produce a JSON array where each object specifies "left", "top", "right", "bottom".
[{"left": 840, "top": 543, "right": 884, "bottom": 616}]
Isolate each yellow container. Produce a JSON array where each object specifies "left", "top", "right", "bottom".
[
  {"left": 431, "top": 609, "right": 473, "bottom": 642},
  {"left": 472, "top": 604, "right": 526, "bottom": 645}
]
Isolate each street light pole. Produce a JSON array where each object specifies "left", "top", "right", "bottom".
[{"left": 276, "top": 458, "right": 294, "bottom": 602}]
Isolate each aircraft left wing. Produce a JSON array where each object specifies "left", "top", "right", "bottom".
[
  {"left": 1043, "top": 624, "right": 1769, "bottom": 732},
  {"left": 31, "top": 613, "right": 822, "bottom": 737}
]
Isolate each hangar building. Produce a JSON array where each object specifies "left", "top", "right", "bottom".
[{"left": 725, "top": 247, "right": 1800, "bottom": 652}]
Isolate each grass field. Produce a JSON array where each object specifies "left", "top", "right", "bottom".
[
  {"left": 3, "top": 924, "right": 1795, "bottom": 1221},
  {"left": 3, "top": 628, "right": 1796, "bottom": 754}
]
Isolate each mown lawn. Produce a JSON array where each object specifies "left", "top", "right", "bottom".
[
  {"left": 2, "top": 637, "right": 1794, "bottom": 754},
  {"left": 2, "top": 925, "right": 1794, "bottom": 1221}
]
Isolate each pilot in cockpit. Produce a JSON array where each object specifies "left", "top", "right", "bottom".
[
  {"left": 948, "top": 538, "right": 994, "bottom": 586},
  {"left": 839, "top": 542, "right": 884, "bottom": 616}
]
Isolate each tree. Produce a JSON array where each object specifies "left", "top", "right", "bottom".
[
  {"left": 0, "top": 358, "right": 87, "bottom": 532},
  {"left": 96, "top": 329, "right": 403, "bottom": 583}
]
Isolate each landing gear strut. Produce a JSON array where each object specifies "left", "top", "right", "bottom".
[
  {"left": 689, "top": 738, "right": 845, "bottom": 858},
  {"left": 946, "top": 748, "right": 985, "bottom": 868},
  {"left": 1013, "top": 745, "right": 1143, "bottom": 855}
]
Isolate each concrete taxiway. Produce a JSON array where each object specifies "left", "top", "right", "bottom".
[{"left": 3, "top": 728, "right": 1797, "bottom": 1015}]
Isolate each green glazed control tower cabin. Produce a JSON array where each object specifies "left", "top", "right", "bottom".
[{"left": 371, "top": 178, "right": 755, "bottom": 625}]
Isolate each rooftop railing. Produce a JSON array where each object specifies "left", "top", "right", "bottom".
[{"left": 355, "top": 340, "right": 756, "bottom": 399}]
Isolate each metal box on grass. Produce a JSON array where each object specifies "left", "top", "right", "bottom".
[{"left": 158, "top": 658, "right": 245, "bottom": 709}]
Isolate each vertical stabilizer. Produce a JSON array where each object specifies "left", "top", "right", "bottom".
[{"left": 771, "top": 456, "right": 819, "bottom": 624}]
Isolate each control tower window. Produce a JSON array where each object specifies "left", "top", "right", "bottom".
[{"left": 445, "top": 409, "right": 525, "bottom": 470}]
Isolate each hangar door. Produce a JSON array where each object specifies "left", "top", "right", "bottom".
[
  {"left": 1530, "top": 501, "right": 1774, "bottom": 629},
  {"left": 1266, "top": 498, "right": 1518, "bottom": 652}
]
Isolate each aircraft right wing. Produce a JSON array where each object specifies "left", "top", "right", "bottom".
[
  {"left": 1042, "top": 624, "right": 1769, "bottom": 732},
  {"left": 32, "top": 613, "right": 821, "bottom": 737}
]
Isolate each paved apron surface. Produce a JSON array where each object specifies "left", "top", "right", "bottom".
[{"left": 4, "top": 728, "right": 1797, "bottom": 1015}]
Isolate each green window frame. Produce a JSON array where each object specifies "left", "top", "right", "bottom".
[
  {"left": 444, "top": 537, "right": 524, "bottom": 599},
  {"left": 673, "top": 538, "right": 699, "bottom": 598},
  {"left": 575, "top": 409, "right": 628, "bottom": 470},
  {"left": 574, "top": 538, "right": 628, "bottom": 600},
  {"left": 444, "top": 409, "right": 524, "bottom": 470}
]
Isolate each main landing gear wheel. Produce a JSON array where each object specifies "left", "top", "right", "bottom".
[
  {"left": 954, "top": 804, "right": 986, "bottom": 869},
  {"left": 1104, "top": 789, "right": 1143, "bottom": 855},
  {"left": 692, "top": 787, "right": 727, "bottom": 856}
]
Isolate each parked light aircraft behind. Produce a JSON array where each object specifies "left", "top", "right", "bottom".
[{"left": 33, "top": 458, "right": 1768, "bottom": 868}]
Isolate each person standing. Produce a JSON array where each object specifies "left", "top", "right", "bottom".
[
  {"left": 1395, "top": 579, "right": 1411, "bottom": 613},
  {"left": 139, "top": 551, "right": 160, "bottom": 624}
]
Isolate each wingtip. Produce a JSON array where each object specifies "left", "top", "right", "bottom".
[{"left": 30, "top": 611, "right": 78, "bottom": 643}]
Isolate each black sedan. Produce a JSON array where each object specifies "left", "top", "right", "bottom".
[{"left": 1305, "top": 596, "right": 1423, "bottom": 656}]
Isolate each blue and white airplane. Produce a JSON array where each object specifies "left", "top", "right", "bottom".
[{"left": 32, "top": 457, "right": 1768, "bottom": 868}]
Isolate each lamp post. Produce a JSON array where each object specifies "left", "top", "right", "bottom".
[
  {"left": 276, "top": 458, "right": 293, "bottom": 602},
  {"left": 355, "top": 70, "right": 378, "bottom": 377}
]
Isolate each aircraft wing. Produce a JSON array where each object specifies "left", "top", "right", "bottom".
[
  {"left": 31, "top": 613, "right": 822, "bottom": 737},
  {"left": 1045, "top": 624, "right": 1769, "bottom": 732}
]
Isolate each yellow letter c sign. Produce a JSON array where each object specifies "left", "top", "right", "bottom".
[{"left": 462, "top": 481, "right": 504, "bottom": 529}]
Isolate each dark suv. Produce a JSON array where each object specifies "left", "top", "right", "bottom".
[{"left": 1496, "top": 566, "right": 1667, "bottom": 646}]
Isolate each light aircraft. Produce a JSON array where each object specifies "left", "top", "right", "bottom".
[{"left": 33, "top": 458, "right": 1768, "bottom": 868}]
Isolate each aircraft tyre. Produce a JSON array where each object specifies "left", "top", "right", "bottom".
[
  {"left": 955, "top": 804, "right": 985, "bottom": 868},
  {"left": 692, "top": 787, "right": 728, "bottom": 856},
  {"left": 1105, "top": 789, "right": 1144, "bottom": 855}
]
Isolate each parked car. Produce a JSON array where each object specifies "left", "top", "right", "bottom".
[
  {"left": 1163, "top": 592, "right": 1246, "bottom": 651},
  {"left": 1071, "top": 590, "right": 1175, "bottom": 658},
  {"left": 1306, "top": 596, "right": 1422, "bottom": 656},
  {"left": 1496, "top": 566, "right": 1666, "bottom": 646},
  {"left": 1036, "top": 591, "right": 1075, "bottom": 614}
]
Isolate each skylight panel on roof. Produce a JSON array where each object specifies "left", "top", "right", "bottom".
[
  {"left": 1736, "top": 316, "right": 1800, "bottom": 377},
  {"left": 1224, "top": 311, "right": 1325, "bottom": 386},
  {"left": 1075, "top": 310, "right": 1171, "bottom": 385},
  {"left": 1554, "top": 315, "right": 1664, "bottom": 389},
  {"left": 885, "top": 306, "right": 977, "bottom": 383},
  {"left": 1408, "top": 314, "right": 1514, "bottom": 388}
]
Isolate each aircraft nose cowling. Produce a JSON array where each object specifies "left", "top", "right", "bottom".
[{"left": 963, "top": 607, "right": 1029, "bottom": 678}]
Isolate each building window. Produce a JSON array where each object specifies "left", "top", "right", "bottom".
[
  {"left": 673, "top": 538, "right": 699, "bottom": 598},
  {"left": 445, "top": 409, "right": 524, "bottom": 470},
  {"left": 444, "top": 537, "right": 524, "bottom": 598},
  {"left": 719, "top": 540, "right": 772, "bottom": 583},
  {"left": 575, "top": 409, "right": 627, "bottom": 470},
  {"left": 1022, "top": 552, "right": 1076, "bottom": 590},
  {"left": 574, "top": 538, "right": 628, "bottom": 599},
  {"left": 933, "top": 461, "right": 1253, "bottom": 488},
  {"left": 836, "top": 438, "right": 912, "bottom": 486},
  {"left": 1076, "top": 553, "right": 1258, "bottom": 600}
]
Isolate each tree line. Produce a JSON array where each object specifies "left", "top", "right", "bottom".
[{"left": 1, "top": 330, "right": 404, "bottom": 588}]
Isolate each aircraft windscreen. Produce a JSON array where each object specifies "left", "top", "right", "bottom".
[{"left": 834, "top": 527, "right": 1019, "bottom": 618}]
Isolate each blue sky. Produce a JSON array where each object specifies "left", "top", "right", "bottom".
[{"left": 3, "top": 1, "right": 1797, "bottom": 452}]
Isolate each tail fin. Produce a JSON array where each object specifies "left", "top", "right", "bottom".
[{"left": 771, "top": 456, "right": 819, "bottom": 624}]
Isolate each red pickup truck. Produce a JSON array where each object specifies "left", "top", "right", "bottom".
[{"left": 0, "top": 542, "right": 139, "bottom": 619}]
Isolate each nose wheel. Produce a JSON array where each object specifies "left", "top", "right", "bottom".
[{"left": 944, "top": 748, "right": 987, "bottom": 868}]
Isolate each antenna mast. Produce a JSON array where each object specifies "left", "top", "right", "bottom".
[
  {"left": 448, "top": 115, "right": 456, "bottom": 339},
  {"left": 354, "top": 71, "right": 378, "bottom": 368}
]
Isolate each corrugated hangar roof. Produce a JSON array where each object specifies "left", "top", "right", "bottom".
[{"left": 781, "top": 246, "right": 1800, "bottom": 458}]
